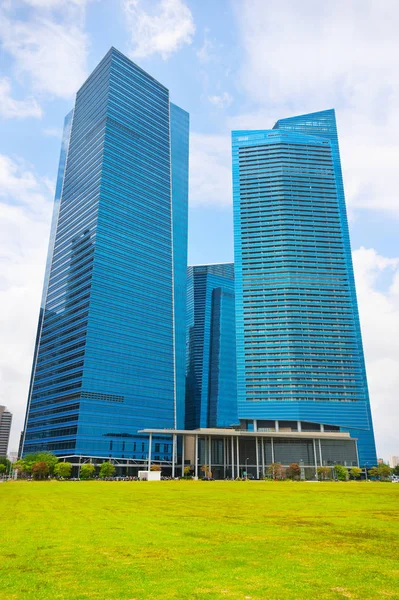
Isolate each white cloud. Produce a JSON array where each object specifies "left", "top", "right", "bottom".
[
  {"left": 208, "top": 92, "right": 233, "bottom": 109},
  {"left": 0, "top": 1, "right": 89, "bottom": 99},
  {"left": 233, "top": 0, "right": 399, "bottom": 216},
  {"left": 189, "top": 133, "right": 231, "bottom": 208},
  {"left": 353, "top": 247, "right": 399, "bottom": 459},
  {"left": 196, "top": 29, "right": 214, "bottom": 64},
  {"left": 0, "top": 154, "right": 54, "bottom": 453},
  {"left": 0, "top": 77, "right": 42, "bottom": 119},
  {"left": 124, "top": 0, "right": 195, "bottom": 60},
  {"left": 43, "top": 127, "right": 63, "bottom": 138},
  {"left": 22, "top": 0, "right": 83, "bottom": 7}
]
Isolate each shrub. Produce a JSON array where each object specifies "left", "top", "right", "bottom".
[
  {"left": 286, "top": 463, "right": 301, "bottom": 480},
  {"left": 349, "top": 467, "right": 362, "bottom": 480},
  {"left": 267, "top": 463, "right": 286, "bottom": 480},
  {"left": 201, "top": 465, "right": 212, "bottom": 478},
  {"left": 334, "top": 464, "right": 349, "bottom": 481},
  {"left": 150, "top": 464, "right": 161, "bottom": 471},
  {"left": 317, "top": 466, "right": 331, "bottom": 481}
]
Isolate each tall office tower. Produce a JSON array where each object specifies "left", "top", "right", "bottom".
[
  {"left": 22, "top": 48, "right": 189, "bottom": 460},
  {"left": 186, "top": 264, "right": 237, "bottom": 429},
  {"left": 232, "top": 109, "right": 377, "bottom": 467},
  {"left": 0, "top": 407, "right": 12, "bottom": 456}
]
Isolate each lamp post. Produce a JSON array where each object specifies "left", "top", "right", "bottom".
[{"left": 364, "top": 462, "right": 368, "bottom": 482}]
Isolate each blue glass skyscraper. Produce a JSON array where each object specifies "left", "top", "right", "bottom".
[
  {"left": 186, "top": 264, "right": 237, "bottom": 429},
  {"left": 22, "top": 48, "right": 189, "bottom": 461},
  {"left": 232, "top": 109, "right": 376, "bottom": 467}
]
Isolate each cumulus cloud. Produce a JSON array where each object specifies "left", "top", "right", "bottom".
[
  {"left": 0, "top": 77, "right": 42, "bottom": 119},
  {"left": 189, "top": 133, "right": 231, "bottom": 207},
  {"left": 233, "top": 0, "right": 399, "bottom": 217},
  {"left": 0, "top": 1, "right": 89, "bottom": 99},
  {"left": 124, "top": 0, "right": 195, "bottom": 60},
  {"left": 353, "top": 247, "right": 399, "bottom": 459},
  {"left": 208, "top": 92, "right": 233, "bottom": 109},
  {"left": 0, "top": 154, "right": 54, "bottom": 451}
]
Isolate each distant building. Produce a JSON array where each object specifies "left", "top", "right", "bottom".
[
  {"left": 21, "top": 48, "right": 189, "bottom": 461},
  {"left": 186, "top": 264, "right": 237, "bottom": 429},
  {"left": 0, "top": 407, "right": 12, "bottom": 456},
  {"left": 389, "top": 456, "right": 399, "bottom": 468},
  {"left": 232, "top": 109, "right": 377, "bottom": 468}
]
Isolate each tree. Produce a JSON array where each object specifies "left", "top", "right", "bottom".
[
  {"left": 54, "top": 462, "right": 72, "bottom": 479},
  {"left": 14, "top": 459, "right": 29, "bottom": 476},
  {"left": 393, "top": 465, "right": 399, "bottom": 476},
  {"left": 80, "top": 463, "right": 95, "bottom": 480},
  {"left": 183, "top": 465, "right": 192, "bottom": 477},
  {"left": 369, "top": 466, "right": 379, "bottom": 478},
  {"left": 267, "top": 463, "right": 286, "bottom": 480},
  {"left": 369, "top": 464, "right": 391, "bottom": 480},
  {"left": 377, "top": 464, "right": 392, "bottom": 481},
  {"left": 0, "top": 464, "right": 6, "bottom": 476},
  {"left": 23, "top": 452, "right": 58, "bottom": 475},
  {"left": 350, "top": 467, "right": 362, "bottom": 480},
  {"left": 286, "top": 463, "right": 301, "bottom": 480},
  {"left": 99, "top": 462, "right": 115, "bottom": 478},
  {"left": 32, "top": 461, "right": 49, "bottom": 480},
  {"left": 0, "top": 456, "right": 11, "bottom": 472},
  {"left": 317, "top": 466, "right": 331, "bottom": 481},
  {"left": 334, "top": 464, "right": 349, "bottom": 481}
]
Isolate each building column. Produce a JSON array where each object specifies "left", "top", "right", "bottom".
[
  {"left": 318, "top": 439, "right": 323, "bottom": 466},
  {"left": 231, "top": 436, "right": 235, "bottom": 479},
  {"left": 223, "top": 437, "right": 226, "bottom": 479},
  {"left": 208, "top": 436, "right": 212, "bottom": 477},
  {"left": 195, "top": 435, "right": 198, "bottom": 479},
  {"left": 236, "top": 436, "right": 240, "bottom": 478},
  {"left": 297, "top": 421, "right": 302, "bottom": 432},
  {"left": 255, "top": 436, "right": 259, "bottom": 479},
  {"left": 275, "top": 420, "right": 279, "bottom": 432},
  {"left": 172, "top": 434, "right": 176, "bottom": 478},
  {"left": 181, "top": 434, "right": 185, "bottom": 477},
  {"left": 313, "top": 438, "right": 318, "bottom": 480},
  {"left": 147, "top": 432, "right": 152, "bottom": 472},
  {"left": 271, "top": 437, "right": 275, "bottom": 463},
  {"left": 261, "top": 437, "right": 265, "bottom": 477}
]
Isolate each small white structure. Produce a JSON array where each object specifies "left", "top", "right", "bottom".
[{"left": 138, "top": 470, "right": 161, "bottom": 481}]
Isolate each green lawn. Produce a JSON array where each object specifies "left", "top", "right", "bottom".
[{"left": 1, "top": 481, "right": 398, "bottom": 600}]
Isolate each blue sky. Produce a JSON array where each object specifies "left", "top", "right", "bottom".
[{"left": 1, "top": 0, "right": 399, "bottom": 459}]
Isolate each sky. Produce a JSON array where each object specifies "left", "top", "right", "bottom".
[{"left": 1, "top": 0, "right": 399, "bottom": 460}]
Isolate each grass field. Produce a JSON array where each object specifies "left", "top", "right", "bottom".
[{"left": 1, "top": 481, "right": 398, "bottom": 600}]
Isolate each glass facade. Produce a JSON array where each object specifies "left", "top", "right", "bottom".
[
  {"left": 22, "top": 48, "right": 189, "bottom": 460},
  {"left": 170, "top": 103, "right": 190, "bottom": 429},
  {"left": 186, "top": 263, "right": 238, "bottom": 429},
  {"left": 232, "top": 109, "right": 376, "bottom": 466}
]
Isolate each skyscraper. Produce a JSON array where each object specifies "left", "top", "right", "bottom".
[
  {"left": 22, "top": 48, "right": 189, "bottom": 461},
  {"left": 0, "top": 406, "right": 12, "bottom": 456},
  {"left": 232, "top": 109, "right": 376, "bottom": 467},
  {"left": 186, "top": 264, "right": 237, "bottom": 429}
]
